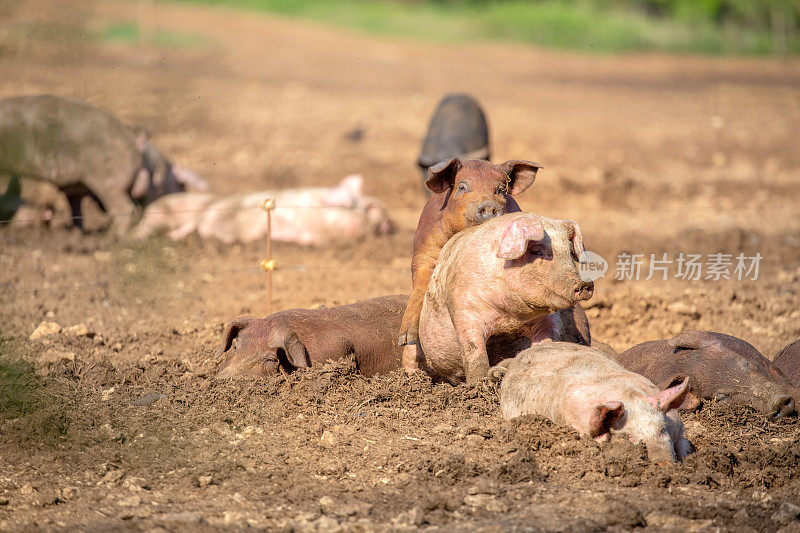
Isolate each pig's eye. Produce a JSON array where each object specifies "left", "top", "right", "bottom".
[
  {"left": 494, "top": 184, "right": 507, "bottom": 195},
  {"left": 455, "top": 181, "right": 470, "bottom": 194}
]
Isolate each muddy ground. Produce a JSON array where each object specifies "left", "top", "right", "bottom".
[{"left": 1, "top": 0, "right": 800, "bottom": 530}]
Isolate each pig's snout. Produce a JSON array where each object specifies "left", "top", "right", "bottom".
[
  {"left": 475, "top": 201, "right": 502, "bottom": 223},
  {"left": 574, "top": 280, "right": 594, "bottom": 301},
  {"left": 768, "top": 395, "right": 795, "bottom": 419}
]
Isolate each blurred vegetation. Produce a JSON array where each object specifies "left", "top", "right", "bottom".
[
  {"left": 171, "top": 0, "right": 800, "bottom": 55},
  {"left": 99, "top": 21, "right": 208, "bottom": 47}
]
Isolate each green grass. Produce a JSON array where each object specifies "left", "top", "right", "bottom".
[
  {"left": 164, "top": 0, "right": 800, "bottom": 55},
  {"left": 98, "top": 21, "right": 208, "bottom": 47}
]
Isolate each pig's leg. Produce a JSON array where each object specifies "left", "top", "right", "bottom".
[
  {"left": 66, "top": 193, "right": 84, "bottom": 229},
  {"left": 399, "top": 257, "right": 436, "bottom": 347},
  {"left": 91, "top": 182, "right": 138, "bottom": 236},
  {"left": 453, "top": 314, "right": 490, "bottom": 385}
]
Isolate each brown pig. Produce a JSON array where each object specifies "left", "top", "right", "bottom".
[
  {"left": 398, "top": 158, "right": 542, "bottom": 346},
  {"left": 774, "top": 339, "right": 800, "bottom": 387},
  {"left": 617, "top": 331, "right": 798, "bottom": 419},
  {"left": 410, "top": 212, "right": 594, "bottom": 384},
  {"left": 491, "top": 342, "right": 694, "bottom": 463},
  {"left": 216, "top": 295, "right": 407, "bottom": 379}
]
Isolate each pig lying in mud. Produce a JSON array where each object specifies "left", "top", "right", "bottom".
[
  {"left": 491, "top": 342, "right": 694, "bottom": 463},
  {"left": 216, "top": 295, "right": 407, "bottom": 379},
  {"left": 133, "top": 174, "right": 394, "bottom": 245},
  {"left": 399, "top": 157, "right": 543, "bottom": 346},
  {"left": 407, "top": 212, "right": 594, "bottom": 385},
  {"left": 617, "top": 331, "right": 798, "bottom": 419},
  {"left": 0, "top": 95, "right": 207, "bottom": 235},
  {"left": 417, "top": 93, "right": 490, "bottom": 191},
  {"left": 775, "top": 339, "right": 800, "bottom": 387}
]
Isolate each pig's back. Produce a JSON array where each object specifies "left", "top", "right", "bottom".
[
  {"left": 290, "top": 295, "right": 408, "bottom": 376},
  {"left": 0, "top": 95, "right": 138, "bottom": 180},
  {"left": 775, "top": 340, "right": 800, "bottom": 387},
  {"left": 500, "top": 342, "right": 654, "bottom": 421},
  {"left": 616, "top": 340, "right": 674, "bottom": 383}
]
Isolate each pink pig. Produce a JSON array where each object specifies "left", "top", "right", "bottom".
[
  {"left": 132, "top": 175, "right": 394, "bottom": 245},
  {"left": 408, "top": 212, "right": 594, "bottom": 384},
  {"left": 492, "top": 342, "right": 694, "bottom": 463}
]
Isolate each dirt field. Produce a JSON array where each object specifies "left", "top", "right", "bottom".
[{"left": 2, "top": 1, "right": 800, "bottom": 530}]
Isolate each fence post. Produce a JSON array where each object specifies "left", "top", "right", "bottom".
[{"left": 260, "top": 198, "right": 276, "bottom": 315}]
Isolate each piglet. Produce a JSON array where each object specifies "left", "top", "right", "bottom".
[
  {"left": 617, "top": 331, "right": 798, "bottom": 419},
  {"left": 134, "top": 175, "right": 394, "bottom": 245},
  {"left": 492, "top": 342, "right": 694, "bottom": 463},
  {"left": 399, "top": 158, "right": 542, "bottom": 346},
  {"left": 216, "top": 295, "right": 407, "bottom": 379},
  {"left": 775, "top": 339, "right": 800, "bottom": 387},
  {"left": 410, "top": 212, "right": 594, "bottom": 384}
]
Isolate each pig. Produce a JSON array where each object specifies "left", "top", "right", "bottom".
[
  {"left": 490, "top": 342, "right": 694, "bottom": 463},
  {"left": 617, "top": 331, "right": 798, "bottom": 419},
  {"left": 0, "top": 94, "right": 207, "bottom": 235},
  {"left": 0, "top": 176, "right": 22, "bottom": 223},
  {"left": 418, "top": 93, "right": 490, "bottom": 191},
  {"left": 398, "top": 157, "right": 543, "bottom": 347},
  {"left": 133, "top": 174, "right": 394, "bottom": 245},
  {"left": 775, "top": 339, "right": 800, "bottom": 387},
  {"left": 216, "top": 295, "right": 407, "bottom": 379},
  {"left": 409, "top": 212, "right": 594, "bottom": 385}
]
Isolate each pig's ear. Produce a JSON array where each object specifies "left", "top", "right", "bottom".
[
  {"left": 667, "top": 331, "right": 718, "bottom": 352},
  {"left": 645, "top": 378, "right": 690, "bottom": 412},
  {"left": 564, "top": 220, "right": 585, "bottom": 261},
  {"left": 499, "top": 159, "right": 543, "bottom": 195},
  {"left": 487, "top": 363, "right": 509, "bottom": 384},
  {"left": 589, "top": 401, "right": 626, "bottom": 439},
  {"left": 658, "top": 376, "right": 703, "bottom": 411},
  {"left": 497, "top": 216, "right": 545, "bottom": 260},
  {"left": 276, "top": 331, "right": 311, "bottom": 370},
  {"left": 425, "top": 158, "right": 462, "bottom": 193},
  {"left": 130, "top": 167, "right": 151, "bottom": 199},
  {"left": 217, "top": 316, "right": 255, "bottom": 357}
]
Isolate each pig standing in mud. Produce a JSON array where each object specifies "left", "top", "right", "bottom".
[
  {"left": 617, "top": 331, "right": 798, "bottom": 419},
  {"left": 399, "top": 157, "right": 542, "bottom": 346},
  {"left": 775, "top": 339, "right": 800, "bottom": 387},
  {"left": 491, "top": 342, "right": 694, "bottom": 463},
  {"left": 409, "top": 212, "right": 594, "bottom": 384},
  {"left": 417, "top": 93, "right": 490, "bottom": 191},
  {"left": 216, "top": 295, "right": 407, "bottom": 378},
  {"left": 0, "top": 94, "right": 206, "bottom": 234},
  {"left": 133, "top": 174, "right": 394, "bottom": 245}
]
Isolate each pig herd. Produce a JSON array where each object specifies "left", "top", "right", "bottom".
[
  {"left": 215, "top": 156, "right": 800, "bottom": 463},
  {"left": 3, "top": 92, "right": 799, "bottom": 464}
]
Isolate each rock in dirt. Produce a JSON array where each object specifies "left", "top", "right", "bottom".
[
  {"left": 123, "top": 477, "right": 150, "bottom": 491},
  {"left": 392, "top": 506, "right": 424, "bottom": 527},
  {"left": 30, "top": 321, "right": 62, "bottom": 340},
  {"left": 118, "top": 494, "right": 141, "bottom": 507},
  {"left": 773, "top": 502, "right": 800, "bottom": 525},
  {"left": 57, "top": 486, "right": 79, "bottom": 501},
  {"left": 646, "top": 512, "right": 714, "bottom": 531},
  {"left": 19, "top": 484, "right": 36, "bottom": 496},
  {"left": 667, "top": 302, "right": 700, "bottom": 318},
  {"left": 99, "top": 468, "right": 125, "bottom": 485},
  {"left": 0, "top": 498, "right": 8, "bottom": 506},
  {"left": 196, "top": 475, "right": 213, "bottom": 488},
  {"left": 320, "top": 430, "right": 338, "bottom": 446},
  {"left": 65, "top": 323, "right": 94, "bottom": 337}
]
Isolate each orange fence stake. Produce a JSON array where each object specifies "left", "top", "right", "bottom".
[{"left": 260, "top": 198, "right": 276, "bottom": 315}]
